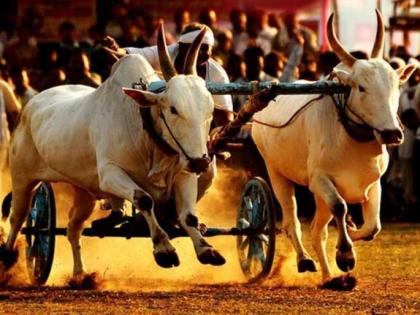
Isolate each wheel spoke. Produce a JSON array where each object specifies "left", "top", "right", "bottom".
[{"left": 239, "top": 237, "right": 250, "bottom": 251}]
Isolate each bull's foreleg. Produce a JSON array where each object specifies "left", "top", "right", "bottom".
[
  {"left": 67, "top": 187, "right": 95, "bottom": 275},
  {"left": 309, "top": 173, "right": 355, "bottom": 273},
  {"left": 348, "top": 181, "right": 382, "bottom": 241},
  {"left": 98, "top": 163, "right": 179, "bottom": 268},
  {"left": 174, "top": 172, "right": 225, "bottom": 266},
  {"left": 267, "top": 167, "right": 316, "bottom": 273}
]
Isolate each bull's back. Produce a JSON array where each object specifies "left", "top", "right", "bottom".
[
  {"left": 252, "top": 93, "right": 328, "bottom": 185},
  {"left": 16, "top": 85, "right": 99, "bottom": 185}
]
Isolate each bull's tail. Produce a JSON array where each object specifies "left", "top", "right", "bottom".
[{"left": 2, "top": 192, "right": 12, "bottom": 220}]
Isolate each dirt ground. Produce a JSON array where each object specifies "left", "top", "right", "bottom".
[{"left": 0, "top": 223, "right": 419, "bottom": 315}]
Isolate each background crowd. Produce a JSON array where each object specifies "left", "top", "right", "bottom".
[{"left": 0, "top": 2, "right": 419, "bottom": 220}]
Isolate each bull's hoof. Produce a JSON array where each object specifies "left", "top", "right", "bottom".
[
  {"left": 321, "top": 274, "right": 357, "bottom": 291},
  {"left": 197, "top": 249, "right": 226, "bottom": 266},
  {"left": 0, "top": 244, "right": 18, "bottom": 270},
  {"left": 154, "top": 250, "right": 180, "bottom": 268},
  {"left": 67, "top": 272, "right": 103, "bottom": 290},
  {"left": 336, "top": 250, "right": 355, "bottom": 272},
  {"left": 297, "top": 258, "right": 317, "bottom": 273}
]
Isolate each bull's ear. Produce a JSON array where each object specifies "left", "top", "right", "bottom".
[
  {"left": 396, "top": 64, "right": 417, "bottom": 84},
  {"left": 123, "top": 88, "right": 162, "bottom": 106},
  {"left": 333, "top": 69, "right": 354, "bottom": 86}
]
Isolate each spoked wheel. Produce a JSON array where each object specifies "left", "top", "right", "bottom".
[
  {"left": 25, "top": 182, "right": 56, "bottom": 285},
  {"left": 237, "top": 177, "right": 276, "bottom": 282}
]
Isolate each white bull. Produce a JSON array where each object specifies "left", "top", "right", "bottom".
[
  {"left": 0, "top": 25, "right": 226, "bottom": 276},
  {"left": 252, "top": 11, "right": 416, "bottom": 288}
]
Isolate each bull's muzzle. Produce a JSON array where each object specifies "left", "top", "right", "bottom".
[
  {"left": 187, "top": 155, "right": 211, "bottom": 174},
  {"left": 379, "top": 128, "right": 403, "bottom": 145}
]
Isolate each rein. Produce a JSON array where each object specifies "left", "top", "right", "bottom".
[
  {"left": 139, "top": 107, "right": 178, "bottom": 156},
  {"left": 250, "top": 94, "right": 325, "bottom": 128},
  {"left": 160, "top": 111, "right": 196, "bottom": 162},
  {"left": 135, "top": 78, "right": 180, "bottom": 157},
  {"left": 328, "top": 92, "right": 376, "bottom": 142}
]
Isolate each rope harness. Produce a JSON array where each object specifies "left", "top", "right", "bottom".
[{"left": 134, "top": 79, "right": 204, "bottom": 165}]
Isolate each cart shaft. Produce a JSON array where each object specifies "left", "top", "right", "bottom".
[{"left": 21, "top": 226, "right": 256, "bottom": 239}]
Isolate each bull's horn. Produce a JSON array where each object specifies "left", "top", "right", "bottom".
[
  {"left": 183, "top": 28, "right": 207, "bottom": 75},
  {"left": 327, "top": 13, "right": 357, "bottom": 67},
  {"left": 157, "top": 23, "right": 177, "bottom": 81},
  {"left": 371, "top": 9, "right": 384, "bottom": 59}
]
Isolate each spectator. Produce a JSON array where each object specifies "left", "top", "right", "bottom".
[
  {"left": 299, "top": 54, "right": 319, "bottom": 80},
  {"left": 39, "top": 66, "right": 66, "bottom": 91},
  {"left": 56, "top": 21, "right": 82, "bottom": 67},
  {"left": 230, "top": 9, "right": 249, "bottom": 55},
  {"left": 142, "top": 13, "right": 175, "bottom": 46},
  {"left": 116, "top": 17, "right": 148, "bottom": 48},
  {"left": 65, "top": 50, "right": 101, "bottom": 88},
  {"left": 3, "top": 25, "right": 39, "bottom": 70},
  {"left": 105, "top": 1, "right": 128, "bottom": 38},
  {"left": 226, "top": 54, "right": 247, "bottom": 111},
  {"left": 269, "top": 13, "right": 286, "bottom": 53},
  {"left": 10, "top": 66, "right": 38, "bottom": 106},
  {"left": 273, "top": 12, "right": 318, "bottom": 60},
  {"left": 255, "top": 10, "right": 277, "bottom": 55},
  {"left": 37, "top": 47, "right": 66, "bottom": 90},
  {"left": 318, "top": 51, "right": 339, "bottom": 78},
  {"left": 264, "top": 51, "right": 284, "bottom": 80},
  {"left": 213, "top": 31, "right": 234, "bottom": 67},
  {"left": 243, "top": 46, "right": 268, "bottom": 81},
  {"left": 173, "top": 8, "right": 191, "bottom": 41},
  {"left": 199, "top": 8, "right": 223, "bottom": 39}
]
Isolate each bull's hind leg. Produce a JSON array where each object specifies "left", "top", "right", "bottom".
[
  {"left": 67, "top": 186, "right": 95, "bottom": 275},
  {"left": 309, "top": 172, "right": 355, "bottom": 273},
  {"left": 267, "top": 167, "right": 316, "bottom": 273},
  {"left": 348, "top": 180, "right": 381, "bottom": 241},
  {"left": 1, "top": 181, "right": 37, "bottom": 269},
  {"left": 98, "top": 163, "right": 179, "bottom": 268}
]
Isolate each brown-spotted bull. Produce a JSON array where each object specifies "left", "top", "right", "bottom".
[
  {"left": 0, "top": 25, "right": 225, "bottom": 277},
  {"left": 251, "top": 10, "right": 417, "bottom": 289}
]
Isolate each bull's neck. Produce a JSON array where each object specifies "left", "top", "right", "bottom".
[{"left": 327, "top": 97, "right": 383, "bottom": 156}]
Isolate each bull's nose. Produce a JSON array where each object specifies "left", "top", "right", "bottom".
[
  {"left": 187, "top": 155, "right": 211, "bottom": 174},
  {"left": 380, "top": 129, "right": 403, "bottom": 145}
]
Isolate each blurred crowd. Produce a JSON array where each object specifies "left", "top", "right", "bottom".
[{"left": 0, "top": 3, "right": 419, "bottom": 219}]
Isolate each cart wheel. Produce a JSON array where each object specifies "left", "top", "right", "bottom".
[
  {"left": 237, "top": 177, "right": 276, "bottom": 282},
  {"left": 25, "top": 182, "right": 56, "bottom": 285}
]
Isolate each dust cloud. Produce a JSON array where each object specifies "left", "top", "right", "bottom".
[{"left": 0, "top": 165, "right": 327, "bottom": 291}]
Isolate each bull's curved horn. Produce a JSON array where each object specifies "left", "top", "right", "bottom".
[
  {"left": 371, "top": 9, "right": 385, "bottom": 59},
  {"left": 327, "top": 13, "right": 357, "bottom": 67},
  {"left": 183, "top": 28, "right": 207, "bottom": 75},
  {"left": 157, "top": 23, "right": 177, "bottom": 81}
]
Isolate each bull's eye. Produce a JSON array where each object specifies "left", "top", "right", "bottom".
[
  {"left": 358, "top": 85, "right": 366, "bottom": 92},
  {"left": 170, "top": 106, "right": 178, "bottom": 115}
]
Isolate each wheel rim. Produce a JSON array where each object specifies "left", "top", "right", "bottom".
[
  {"left": 237, "top": 177, "right": 276, "bottom": 282},
  {"left": 25, "top": 182, "right": 56, "bottom": 285}
]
